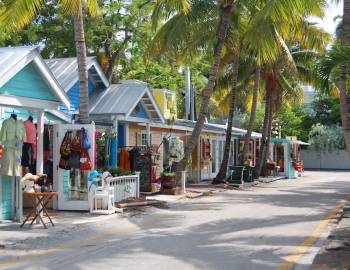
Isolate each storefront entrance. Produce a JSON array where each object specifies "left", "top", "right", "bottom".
[{"left": 53, "top": 124, "right": 95, "bottom": 211}]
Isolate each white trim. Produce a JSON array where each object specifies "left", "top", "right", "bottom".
[
  {"left": 137, "top": 122, "right": 226, "bottom": 135},
  {"left": 0, "top": 47, "right": 71, "bottom": 109},
  {"left": 32, "top": 56, "right": 70, "bottom": 108},
  {"left": 63, "top": 58, "right": 109, "bottom": 95},
  {"left": 0, "top": 94, "right": 60, "bottom": 110},
  {"left": 144, "top": 89, "right": 166, "bottom": 124},
  {"left": 91, "top": 59, "right": 109, "bottom": 88},
  {"left": 126, "top": 116, "right": 151, "bottom": 123},
  {"left": 126, "top": 88, "right": 147, "bottom": 117},
  {"left": 125, "top": 88, "right": 165, "bottom": 124},
  {"left": 0, "top": 52, "right": 35, "bottom": 88},
  {"left": 36, "top": 110, "right": 45, "bottom": 174},
  {"left": 46, "top": 109, "right": 72, "bottom": 123}
]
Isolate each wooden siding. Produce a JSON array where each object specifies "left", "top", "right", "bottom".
[
  {"left": 60, "top": 80, "right": 95, "bottom": 115},
  {"left": 0, "top": 62, "right": 57, "bottom": 101},
  {"left": 0, "top": 176, "right": 12, "bottom": 220},
  {"left": 129, "top": 103, "right": 149, "bottom": 119}
]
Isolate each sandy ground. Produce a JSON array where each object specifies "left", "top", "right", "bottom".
[{"left": 0, "top": 170, "right": 350, "bottom": 270}]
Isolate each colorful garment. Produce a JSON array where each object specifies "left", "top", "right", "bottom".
[
  {"left": 119, "top": 149, "right": 130, "bottom": 171},
  {"left": 23, "top": 119, "right": 36, "bottom": 144},
  {"left": 0, "top": 117, "right": 26, "bottom": 176}
]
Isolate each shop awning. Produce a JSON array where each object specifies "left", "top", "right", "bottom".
[{"left": 290, "top": 140, "right": 310, "bottom": 146}]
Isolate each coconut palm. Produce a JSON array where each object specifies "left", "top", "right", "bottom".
[
  {"left": 0, "top": 0, "right": 99, "bottom": 123},
  {"left": 338, "top": 0, "right": 350, "bottom": 150},
  {"left": 150, "top": 0, "right": 236, "bottom": 169},
  {"left": 255, "top": 25, "right": 330, "bottom": 176}
]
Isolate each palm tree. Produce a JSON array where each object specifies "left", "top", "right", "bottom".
[
  {"left": 0, "top": 0, "right": 98, "bottom": 123},
  {"left": 246, "top": 0, "right": 330, "bottom": 176},
  {"left": 212, "top": 53, "right": 240, "bottom": 183},
  {"left": 242, "top": 64, "right": 260, "bottom": 163},
  {"left": 256, "top": 33, "right": 330, "bottom": 176},
  {"left": 339, "top": 0, "right": 350, "bottom": 150},
  {"left": 181, "top": 0, "right": 235, "bottom": 167},
  {"left": 215, "top": 0, "right": 326, "bottom": 180}
]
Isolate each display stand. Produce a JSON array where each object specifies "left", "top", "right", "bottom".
[{"left": 53, "top": 123, "right": 95, "bottom": 211}]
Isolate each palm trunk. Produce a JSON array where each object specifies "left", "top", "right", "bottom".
[
  {"left": 74, "top": 4, "right": 90, "bottom": 124},
  {"left": 181, "top": 3, "right": 234, "bottom": 169},
  {"left": 256, "top": 84, "right": 271, "bottom": 177},
  {"left": 242, "top": 65, "right": 260, "bottom": 163},
  {"left": 265, "top": 95, "right": 274, "bottom": 165},
  {"left": 339, "top": 0, "right": 350, "bottom": 151},
  {"left": 213, "top": 54, "right": 240, "bottom": 184}
]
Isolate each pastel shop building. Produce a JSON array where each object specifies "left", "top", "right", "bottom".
[
  {"left": 0, "top": 46, "right": 71, "bottom": 220},
  {"left": 46, "top": 57, "right": 263, "bottom": 186}
]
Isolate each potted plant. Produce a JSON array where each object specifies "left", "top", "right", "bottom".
[{"left": 160, "top": 172, "right": 177, "bottom": 189}]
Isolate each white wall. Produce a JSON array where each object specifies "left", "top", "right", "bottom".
[{"left": 301, "top": 150, "right": 350, "bottom": 170}]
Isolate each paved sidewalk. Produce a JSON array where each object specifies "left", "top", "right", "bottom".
[
  {"left": 311, "top": 204, "right": 350, "bottom": 270},
  {"left": 1, "top": 171, "right": 350, "bottom": 270}
]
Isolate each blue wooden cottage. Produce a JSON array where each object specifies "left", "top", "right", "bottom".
[
  {"left": 45, "top": 57, "right": 110, "bottom": 116},
  {"left": 0, "top": 46, "right": 71, "bottom": 220},
  {"left": 46, "top": 57, "right": 164, "bottom": 166}
]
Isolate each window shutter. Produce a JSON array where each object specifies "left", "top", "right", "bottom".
[{"left": 136, "top": 132, "right": 142, "bottom": 146}]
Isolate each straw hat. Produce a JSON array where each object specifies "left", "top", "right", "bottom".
[{"left": 21, "top": 173, "right": 40, "bottom": 182}]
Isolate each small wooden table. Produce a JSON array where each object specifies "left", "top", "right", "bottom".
[{"left": 20, "top": 191, "right": 58, "bottom": 229}]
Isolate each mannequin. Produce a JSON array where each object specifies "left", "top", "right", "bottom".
[
  {"left": 0, "top": 115, "right": 26, "bottom": 176},
  {"left": 22, "top": 116, "right": 36, "bottom": 175}
]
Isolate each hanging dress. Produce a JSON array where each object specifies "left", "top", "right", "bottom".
[{"left": 0, "top": 117, "right": 26, "bottom": 176}]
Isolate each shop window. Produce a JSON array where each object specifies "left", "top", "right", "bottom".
[{"left": 136, "top": 132, "right": 152, "bottom": 146}]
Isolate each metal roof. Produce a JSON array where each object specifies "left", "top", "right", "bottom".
[
  {"left": 90, "top": 80, "right": 165, "bottom": 123},
  {"left": 174, "top": 120, "right": 227, "bottom": 133},
  {"left": 45, "top": 57, "right": 109, "bottom": 92},
  {"left": 0, "top": 46, "right": 70, "bottom": 108},
  {"left": 203, "top": 123, "right": 262, "bottom": 138}
]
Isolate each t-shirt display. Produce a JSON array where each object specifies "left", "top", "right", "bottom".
[{"left": 21, "top": 117, "right": 37, "bottom": 173}]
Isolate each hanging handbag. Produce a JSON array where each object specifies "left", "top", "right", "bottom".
[
  {"left": 70, "top": 131, "right": 82, "bottom": 153},
  {"left": 81, "top": 128, "right": 91, "bottom": 150},
  {"left": 59, "top": 131, "right": 72, "bottom": 170},
  {"left": 60, "top": 131, "right": 72, "bottom": 156},
  {"left": 80, "top": 149, "right": 92, "bottom": 170},
  {"left": 59, "top": 155, "right": 70, "bottom": 170}
]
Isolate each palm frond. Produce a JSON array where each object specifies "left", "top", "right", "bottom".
[{"left": 0, "top": 0, "right": 45, "bottom": 29}]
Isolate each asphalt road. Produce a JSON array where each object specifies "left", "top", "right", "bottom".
[{"left": 1, "top": 171, "right": 350, "bottom": 270}]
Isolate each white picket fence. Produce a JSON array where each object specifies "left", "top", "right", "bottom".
[{"left": 108, "top": 174, "right": 140, "bottom": 203}]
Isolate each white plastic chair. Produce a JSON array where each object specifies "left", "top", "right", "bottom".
[{"left": 92, "top": 186, "right": 115, "bottom": 212}]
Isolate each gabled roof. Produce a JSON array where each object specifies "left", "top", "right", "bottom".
[
  {"left": 0, "top": 46, "right": 70, "bottom": 108},
  {"left": 90, "top": 80, "right": 165, "bottom": 123},
  {"left": 45, "top": 57, "right": 109, "bottom": 92}
]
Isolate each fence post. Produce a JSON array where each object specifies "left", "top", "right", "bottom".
[{"left": 135, "top": 172, "right": 141, "bottom": 198}]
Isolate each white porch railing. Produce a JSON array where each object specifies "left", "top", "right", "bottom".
[{"left": 108, "top": 174, "right": 140, "bottom": 203}]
